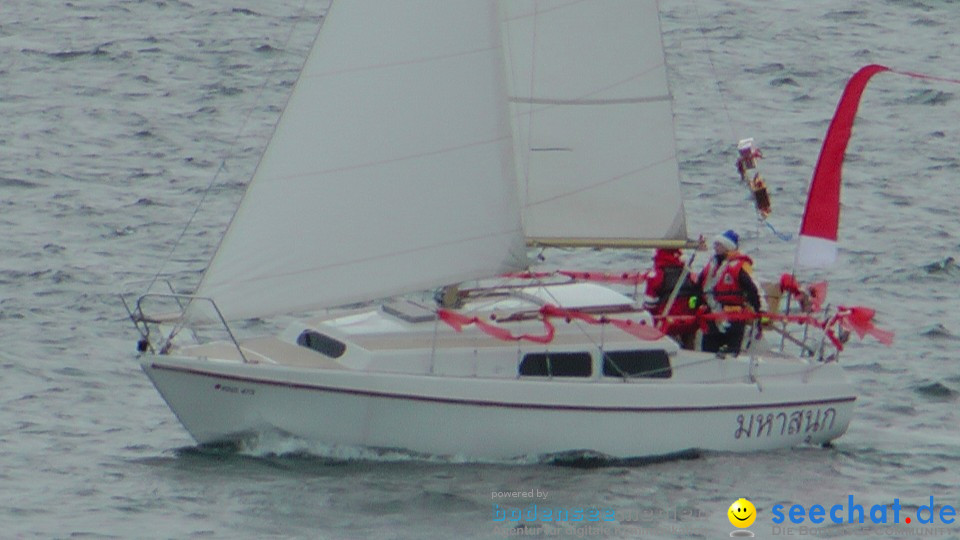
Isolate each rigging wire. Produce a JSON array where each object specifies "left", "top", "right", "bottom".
[
  {"left": 687, "top": 0, "right": 740, "bottom": 143},
  {"left": 687, "top": 0, "right": 802, "bottom": 243},
  {"left": 145, "top": 0, "right": 318, "bottom": 296}
]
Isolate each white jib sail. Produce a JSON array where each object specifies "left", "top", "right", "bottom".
[
  {"left": 196, "top": 1, "right": 527, "bottom": 320},
  {"left": 501, "top": 0, "right": 688, "bottom": 246}
]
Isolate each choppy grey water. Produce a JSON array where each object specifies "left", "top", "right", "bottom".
[{"left": 2, "top": 0, "right": 960, "bottom": 538}]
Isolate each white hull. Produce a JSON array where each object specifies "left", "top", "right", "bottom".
[{"left": 142, "top": 352, "right": 855, "bottom": 460}]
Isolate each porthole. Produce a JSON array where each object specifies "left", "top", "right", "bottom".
[
  {"left": 519, "top": 352, "right": 592, "bottom": 377},
  {"left": 602, "top": 350, "right": 671, "bottom": 378},
  {"left": 296, "top": 330, "right": 346, "bottom": 358}
]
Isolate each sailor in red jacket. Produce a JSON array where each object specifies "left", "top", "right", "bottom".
[
  {"left": 645, "top": 248, "right": 699, "bottom": 349},
  {"left": 697, "top": 230, "right": 766, "bottom": 354}
]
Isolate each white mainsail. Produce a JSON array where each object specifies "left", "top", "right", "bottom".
[
  {"left": 501, "top": 0, "right": 687, "bottom": 247},
  {"left": 196, "top": 1, "right": 528, "bottom": 320}
]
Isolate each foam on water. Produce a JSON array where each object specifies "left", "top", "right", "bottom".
[{"left": 198, "top": 430, "right": 543, "bottom": 467}]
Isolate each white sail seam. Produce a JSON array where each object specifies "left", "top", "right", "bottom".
[
  {"left": 216, "top": 229, "right": 525, "bottom": 287},
  {"left": 509, "top": 94, "right": 671, "bottom": 106},
  {"left": 524, "top": 154, "right": 677, "bottom": 208},
  {"left": 303, "top": 46, "right": 498, "bottom": 79},
  {"left": 264, "top": 135, "right": 512, "bottom": 184},
  {"left": 510, "top": 63, "right": 669, "bottom": 116},
  {"left": 501, "top": 0, "right": 589, "bottom": 22}
]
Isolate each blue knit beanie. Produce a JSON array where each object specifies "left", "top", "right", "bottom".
[{"left": 714, "top": 229, "right": 739, "bottom": 250}]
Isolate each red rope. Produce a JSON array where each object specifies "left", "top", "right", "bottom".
[
  {"left": 438, "top": 304, "right": 661, "bottom": 344},
  {"left": 502, "top": 270, "right": 650, "bottom": 286},
  {"left": 439, "top": 304, "right": 893, "bottom": 351}
]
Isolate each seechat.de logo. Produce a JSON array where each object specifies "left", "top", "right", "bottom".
[{"left": 772, "top": 495, "right": 956, "bottom": 525}]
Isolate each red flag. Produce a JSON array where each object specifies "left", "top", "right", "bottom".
[
  {"left": 779, "top": 273, "right": 801, "bottom": 295},
  {"left": 796, "top": 65, "right": 891, "bottom": 268},
  {"left": 837, "top": 306, "right": 895, "bottom": 346},
  {"left": 437, "top": 309, "right": 470, "bottom": 332},
  {"left": 807, "top": 281, "right": 828, "bottom": 312}
]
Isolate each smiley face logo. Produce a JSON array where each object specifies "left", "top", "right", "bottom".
[{"left": 727, "top": 498, "right": 756, "bottom": 528}]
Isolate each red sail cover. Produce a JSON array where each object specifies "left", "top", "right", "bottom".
[{"left": 795, "top": 64, "right": 890, "bottom": 268}]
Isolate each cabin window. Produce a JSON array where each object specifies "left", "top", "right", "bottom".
[
  {"left": 296, "top": 330, "right": 346, "bottom": 358},
  {"left": 519, "top": 352, "right": 592, "bottom": 377},
  {"left": 602, "top": 350, "right": 671, "bottom": 378}
]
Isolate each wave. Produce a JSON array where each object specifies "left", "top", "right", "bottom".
[
  {"left": 923, "top": 257, "right": 960, "bottom": 276},
  {"left": 920, "top": 324, "right": 958, "bottom": 340},
  {"left": 178, "top": 431, "right": 538, "bottom": 466},
  {"left": 22, "top": 46, "right": 111, "bottom": 60},
  {"left": 915, "top": 382, "right": 958, "bottom": 401},
  {"left": 171, "top": 431, "right": 703, "bottom": 468},
  {"left": 901, "top": 89, "right": 955, "bottom": 106},
  {"left": 0, "top": 176, "right": 43, "bottom": 188},
  {"left": 541, "top": 449, "right": 702, "bottom": 469}
]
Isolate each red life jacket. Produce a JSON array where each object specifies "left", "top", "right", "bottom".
[
  {"left": 645, "top": 251, "right": 698, "bottom": 335},
  {"left": 700, "top": 253, "right": 753, "bottom": 309}
]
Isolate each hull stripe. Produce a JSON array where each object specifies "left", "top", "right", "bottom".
[{"left": 149, "top": 362, "right": 857, "bottom": 413}]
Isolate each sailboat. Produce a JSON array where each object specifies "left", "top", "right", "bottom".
[{"left": 123, "top": 1, "right": 863, "bottom": 460}]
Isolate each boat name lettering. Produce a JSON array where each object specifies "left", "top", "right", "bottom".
[
  {"left": 734, "top": 408, "right": 836, "bottom": 439},
  {"left": 214, "top": 383, "right": 255, "bottom": 395}
]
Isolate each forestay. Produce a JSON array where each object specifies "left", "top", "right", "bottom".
[
  {"left": 501, "top": 0, "right": 688, "bottom": 247},
  {"left": 195, "top": 1, "right": 528, "bottom": 320}
]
